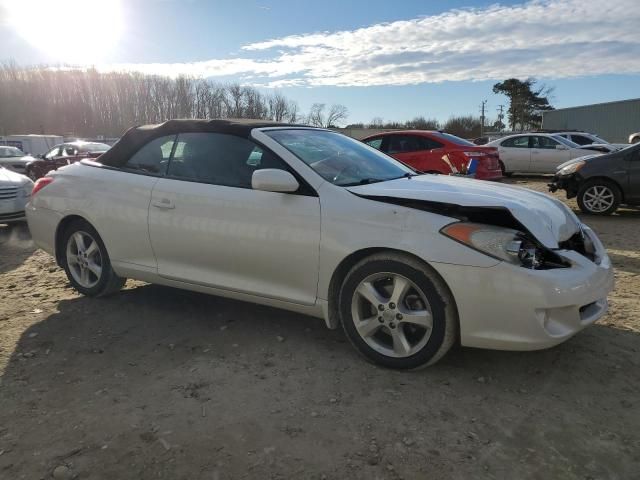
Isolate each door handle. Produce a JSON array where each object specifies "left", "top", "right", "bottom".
[{"left": 151, "top": 198, "right": 175, "bottom": 209}]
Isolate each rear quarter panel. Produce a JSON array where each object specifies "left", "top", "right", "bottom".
[{"left": 29, "top": 163, "right": 160, "bottom": 269}]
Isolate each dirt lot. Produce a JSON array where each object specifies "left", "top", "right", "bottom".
[{"left": 1, "top": 177, "right": 639, "bottom": 480}]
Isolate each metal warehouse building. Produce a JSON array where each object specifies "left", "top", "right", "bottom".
[{"left": 542, "top": 98, "right": 640, "bottom": 144}]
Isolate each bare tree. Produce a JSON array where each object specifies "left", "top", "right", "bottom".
[
  {"left": 268, "top": 92, "right": 289, "bottom": 122},
  {"left": 307, "top": 103, "right": 325, "bottom": 127},
  {"left": 325, "top": 104, "right": 349, "bottom": 127},
  {"left": 0, "top": 65, "right": 309, "bottom": 136},
  {"left": 286, "top": 101, "right": 299, "bottom": 123},
  {"left": 369, "top": 117, "right": 384, "bottom": 128}
]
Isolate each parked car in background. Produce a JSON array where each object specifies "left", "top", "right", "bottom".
[
  {"left": 487, "top": 133, "right": 606, "bottom": 175},
  {"left": 26, "top": 141, "right": 110, "bottom": 180},
  {"left": 0, "top": 146, "right": 34, "bottom": 175},
  {"left": 362, "top": 130, "right": 503, "bottom": 180},
  {"left": 0, "top": 166, "right": 33, "bottom": 223},
  {"left": 552, "top": 131, "right": 628, "bottom": 150},
  {"left": 0, "top": 134, "right": 63, "bottom": 157},
  {"left": 549, "top": 143, "right": 640, "bottom": 215},
  {"left": 27, "top": 119, "right": 613, "bottom": 369},
  {"left": 629, "top": 132, "right": 640, "bottom": 144}
]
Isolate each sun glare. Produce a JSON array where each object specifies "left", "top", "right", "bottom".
[{"left": 6, "top": 0, "right": 123, "bottom": 63}]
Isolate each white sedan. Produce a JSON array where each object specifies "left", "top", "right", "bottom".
[
  {"left": 0, "top": 166, "right": 33, "bottom": 223},
  {"left": 487, "top": 133, "right": 605, "bottom": 175},
  {"left": 26, "top": 120, "right": 614, "bottom": 369}
]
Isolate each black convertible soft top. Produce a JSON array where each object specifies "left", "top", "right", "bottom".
[{"left": 99, "top": 118, "right": 299, "bottom": 167}]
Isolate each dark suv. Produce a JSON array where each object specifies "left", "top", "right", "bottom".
[{"left": 549, "top": 143, "right": 640, "bottom": 215}]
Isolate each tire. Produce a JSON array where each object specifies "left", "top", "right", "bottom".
[
  {"left": 631, "top": 136, "right": 640, "bottom": 144},
  {"left": 577, "top": 179, "right": 621, "bottom": 216},
  {"left": 339, "top": 252, "right": 457, "bottom": 369},
  {"left": 499, "top": 161, "right": 513, "bottom": 177},
  {"left": 61, "top": 219, "right": 126, "bottom": 297}
]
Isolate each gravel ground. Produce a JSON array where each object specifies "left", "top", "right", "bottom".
[{"left": 1, "top": 177, "right": 639, "bottom": 479}]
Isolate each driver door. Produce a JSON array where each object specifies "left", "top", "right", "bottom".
[
  {"left": 147, "top": 132, "right": 321, "bottom": 305},
  {"left": 529, "top": 136, "right": 571, "bottom": 173}
]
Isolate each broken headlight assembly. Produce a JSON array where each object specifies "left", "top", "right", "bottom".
[{"left": 441, "top": 222, "right": 567, "bottom": 269}]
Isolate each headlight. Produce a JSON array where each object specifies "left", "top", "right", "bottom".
[
  {"left": 20, "top": 181, "right": 34, "bottom": 198},
  {"left": 441, "top": 222, "right": 544, "bottom": 268},
  {"left": 557, "top": 160, "right": 585, "bottom": 176}
]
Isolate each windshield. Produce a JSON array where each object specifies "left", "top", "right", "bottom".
[
  {"left": 431, "top": 132, "right": 476, "bottom": 147},
  {"left": 79, "top": 143, "right": 110, "bottom": 152},
  {"left": 0, "top": 147, "right": 26, "bottom": 157},
  {"left": 265, "top": 129, "right": 414, "bottom": 186},
  {"left": 553, "top": 135, "right": 580, "bottom": 148}
]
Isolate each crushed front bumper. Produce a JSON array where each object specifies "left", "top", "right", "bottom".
[
  {"left": 549, "top": 173, "right": 580, "bottom": 198},
  {"left": 431, "top": 225, "right": 614, "bottom": 351}
]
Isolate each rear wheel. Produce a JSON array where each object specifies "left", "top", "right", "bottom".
[
  {"left": 61, "top": 219, "right": 126, "bottom": 296},
  {"left": 339, "top": 253, "right": 457, "bottom": 369},
  {"left": 499, "top": 160, "right": 513, "bottom": 177},
  {"left": 577, "top": 180, "right": 621, "bottom": 215}
]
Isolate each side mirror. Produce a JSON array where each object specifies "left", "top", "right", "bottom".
[{"left": 252, "top": 169, "right": 299, "bottom": 193}]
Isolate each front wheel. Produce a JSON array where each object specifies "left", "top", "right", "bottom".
[
  {"left": 339, "top": 253, "right": 457, "bottom": 369},
  {"left": 577, "top": 180, "right": 621, "bottom": 215},
  {"left": 61, "top": 219, "right": 126, "bottom": 296}
]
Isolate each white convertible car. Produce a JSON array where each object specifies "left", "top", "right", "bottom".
[{"left": 26, "top": 120, "right": 614, "bottom": 369}]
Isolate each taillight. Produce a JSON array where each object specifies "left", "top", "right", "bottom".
[{"left": 31, "top": 177, "right": 54, "bottom": 196}]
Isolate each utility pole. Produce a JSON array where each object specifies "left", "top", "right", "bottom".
[
  {"left": 497, "top": 104, "right": 505, "bottom": 132},
  {"left": 480, "top": 100, "right": 487, "bottom": 137}
]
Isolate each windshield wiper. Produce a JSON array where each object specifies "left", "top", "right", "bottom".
[{"left": 338, "top": 178, "right": 387, "bottom": 187}]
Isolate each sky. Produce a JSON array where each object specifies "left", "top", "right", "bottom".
[{"left": 0, "top": 0, "right": 639, "bottom": 125}]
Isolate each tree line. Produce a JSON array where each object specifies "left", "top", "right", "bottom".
[
  {"left": 0, "top": 64, "right": 349, "bottom": 137},
  {"left": 347, "top": 115, "right": 485, "bottom": 139},
  {"left": 346, "top": 78, "right": 553, "bottom": 139}
]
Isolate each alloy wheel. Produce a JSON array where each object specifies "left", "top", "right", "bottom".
[
  {"left": 66, "top": 231, "right": 103, "bottom": 288},
  {"left": 350, "top": 272, "right": 433, "bottom": 358},
  {"left": 582, "top": 185, "right": 615, "bottom": 213}
]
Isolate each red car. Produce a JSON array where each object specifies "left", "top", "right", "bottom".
[
  {"left": 26, "top": 141, "right": 110, "bottom": 180},
  {"left": 362, "top": 131, "right": 503, "bottom": 181}
]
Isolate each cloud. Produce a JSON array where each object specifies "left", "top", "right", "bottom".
[{"left": 98, "top": 0, "right": 640, "bottom": 87}]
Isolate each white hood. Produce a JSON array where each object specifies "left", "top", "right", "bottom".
[
  {"left": 347, "top": 175, "right": 580, "bottom": 249},
  {"left": 0, "top": 166, "right": 31, "bottom": 185}
]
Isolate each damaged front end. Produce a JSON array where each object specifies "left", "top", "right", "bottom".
[
  {"left": 549, "top": 173, "right": 581, "bottom": 199},
  {"left": 356, "top": 195, "right": 595, "bottom": 270}
]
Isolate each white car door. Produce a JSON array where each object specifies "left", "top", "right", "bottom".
[
  {"left": 529, "top": 136, "right": 571, "bottom": 173},
  {"left": 497, "top": 136, "right": 531, "bottom": 173},
  {"left": 147, "top": 132, "right": 321, "bottom": 306},
  {"left": 81, "top": 135, "right": 175, "bottom": 269}
]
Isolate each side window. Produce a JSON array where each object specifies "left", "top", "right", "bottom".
[
  {"left": 532, "top": 136, "right": 559, "bottom": 149},
  {"left": 501, "top": 136, "right": 529, "bottom": 148},
  {"left": 62, "top": 146, "right": 77, "bottom": 156},
  {"left": 166, "top": 132, "right": 289, "bottom": 189},
  {"left": 387, "top": 135, "right": 422, "bottom": 154},
  {"left": 571, "top": 135, "right": 591, "bottom": 146},
  {"left": 124, "top": 135, "right": 175, "bottom": 175},
  {"left": 419, "top": 137, "right": 444, "bottom": 150},
  {"left": 364, "top": 138, "right": 383, "bottom": 150},
  {"left": 45, "top": 147, "right": 60, "bottom": 159}
]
